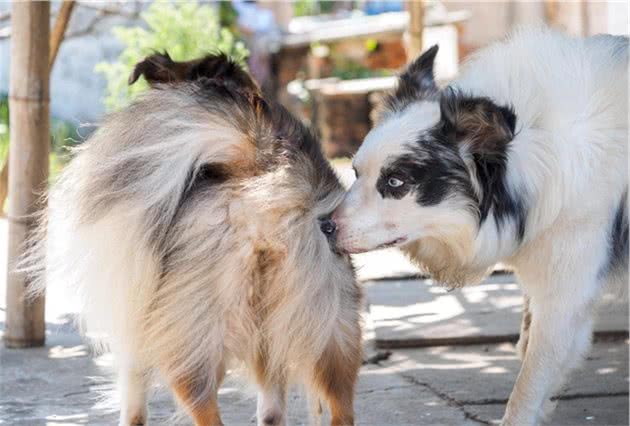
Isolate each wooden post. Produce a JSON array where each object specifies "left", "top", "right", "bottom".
[
  {"left": 406, "top": 0, "right": 424, "bottom": 60},
  {"left": 580, "top": 0, "right": 590, "bottom": 37},
  {"left": 0, "top": 1, "right": 74, "bottom": 215},
  {"left": 4, "top": 1, "right": 50, "bottom": 348},
  {"left": 544, "top": 0, "right": 560, "bottom": 28}
]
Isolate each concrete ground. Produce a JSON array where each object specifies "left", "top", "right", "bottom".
[{"left": 1, "top": 218, "right": 628, "bottom": 425}]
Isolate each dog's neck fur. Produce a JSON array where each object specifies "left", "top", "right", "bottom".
[{"left": 404, "top": 204, "right": 524, "bottom": 287}]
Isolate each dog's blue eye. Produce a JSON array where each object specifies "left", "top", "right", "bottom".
[{"left": 388, "top": 177, "right": 404, "bottom": 188}]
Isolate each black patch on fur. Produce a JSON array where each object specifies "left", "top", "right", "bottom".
[
  {"left": 377, "top": 140, "right": 474, "bottom": 206},
  {"left": 177, "top": 162, "right": 230, "bottom": 214},
  {"left": 157, "top": 162, "right": 230, "bottom": 250},
  {"left": 473, "top": 152, "right": 527, "bottom": 240},
  {"left": 604, "top": 190, "right": 629, "bottom": 276},
  {"left": 185, "top": 163, "right": 230, "bottom": 193},
  {"left": 438, "top": 89, "right": 525, "bottom": 240}
]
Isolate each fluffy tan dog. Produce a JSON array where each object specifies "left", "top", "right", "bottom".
[{"left": 26, "top": 53, "right": 362, "bottom": 426}]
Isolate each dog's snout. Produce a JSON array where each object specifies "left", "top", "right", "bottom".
[{"left": 319, "top": 218, "right": 337, "bottom": 236}]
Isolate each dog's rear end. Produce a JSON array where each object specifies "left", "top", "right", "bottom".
[{"left": 25, "top": 54, "right": 361, "bottom": 426}]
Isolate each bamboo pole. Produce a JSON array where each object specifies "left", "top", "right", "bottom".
[
  {"left": 0, "top": 1, "right": 74, "bottom": 215},
  {"left": 406, "top": 0, "right": 424, "bottom": 61},
  {"left": 4, "top": 1, "right": 50, "bottom": 348}
]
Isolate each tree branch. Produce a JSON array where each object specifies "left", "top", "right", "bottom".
[{"left": 50, "top": 1, "right": 76, "bottom": 68}]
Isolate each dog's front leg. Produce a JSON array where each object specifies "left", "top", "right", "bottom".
[{"left": 503, "top": 234, "right": 603, "bottom": 425}]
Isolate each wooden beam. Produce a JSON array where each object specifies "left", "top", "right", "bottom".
[
  {"left": 544, "top": 0, "right": 560, "bottom": 27},
  {"left": 4, "top": 1, "right": 50, "bottom": 348},
  {"left": 49, "top": 1, "right": 75, "bottom": 70},
  {"left": 406, "top": 0, "right": 424, "bottom": 61}
]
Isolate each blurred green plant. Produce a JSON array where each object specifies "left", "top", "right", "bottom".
[
  {"left": 95, "top": 1, "right": 249, "bottom": 111},
  {"left": 330, "top": 57, "right": 392, "bottom": 80},
  {"left": 218, "top": 0, "right": 239, "bottom": 29},
  {"left": 0, "top": 95, "right": 9, "bottom": 163},
  {"left": 294, "top": 0, "right": 335, "bottom": 17}
]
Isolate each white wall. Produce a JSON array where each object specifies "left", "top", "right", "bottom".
[
  {"left": 444, "top": 1, "right": 628, "bottom": 53},
  {"left": 607, "top": 1, "right": 629, "bottom": 36}
]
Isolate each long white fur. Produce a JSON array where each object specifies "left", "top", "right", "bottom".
[{"left": 335, "top": 28, "right": 628, "bottom": 425}]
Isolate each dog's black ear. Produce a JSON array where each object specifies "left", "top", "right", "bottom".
[
  {"left": 128, "top": 52, "right": 179, "bottom": 86},
  {"left": 376, "top": 45, "right": 440, "bottom": 119},
  {"left": 184, "top": 53, "right": 259, "bottom": 93},
  {"left": 439, "top": 88, "right": 517, "bottom": 160},
  {"left": 396, "top": 45, "right": 439, "bottom": 100},
  {"left": 129, "top": 52, "right": 259, "bottom": 93}
]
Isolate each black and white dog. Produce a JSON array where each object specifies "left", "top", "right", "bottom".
[{"left": 332, "top": 28, "right": 628, "bottom": 425}]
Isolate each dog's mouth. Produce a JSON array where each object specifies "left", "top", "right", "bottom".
[
  {"left": 342, "top": 236, "right": 408, "bottom": 254},
  {"left": 375, "top": 236, "right": 408, "bottom": 250}
]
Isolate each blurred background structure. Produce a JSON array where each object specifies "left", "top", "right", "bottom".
[
  {"left": 0, "top": 2, "right": 628, "bottom": 424},
  {"left": 0, "top": 1, "right": 628, "bottom": 162}
]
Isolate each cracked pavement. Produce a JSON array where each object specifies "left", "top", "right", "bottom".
[{"left": 1, "top": 325, "right": 627, "bottom": 425}]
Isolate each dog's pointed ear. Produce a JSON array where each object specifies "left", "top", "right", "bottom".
[
  {"left": 376, "top": 45, "right": 440, "bottom": 119},
  {"left": 129, "top": 52, "right": 259, "bottom": 93},
  {"left": 439, "top": 88, "right": 517, "bottom": 160},
  {"left": 396, "top": 45, "right": 439, "bottom": 99},
  {"left": 128, "top": 52, "right": 181, "bottom": 86}
]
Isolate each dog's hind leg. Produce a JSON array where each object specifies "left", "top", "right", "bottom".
[
  {"left": 256, "top": 380, "right": 287, "bottom": 426},
  {"left": 170, "top": 364, "right": 225, "bottom": 426},
  {"left": 253, "top": 348, "right": 288, "bottom": 426},
  {"left": 312, "top": 323, "right": 362, "bottom": 426},
  {"left": 118, "top": 362, "right": 148, "bottom": 426}
]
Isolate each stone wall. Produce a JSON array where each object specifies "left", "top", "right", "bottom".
[{"left": 0, "top": 2, "right": 143, "bottom": 125}]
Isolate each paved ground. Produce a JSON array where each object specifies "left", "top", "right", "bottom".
[
  {"left": 1, "top": 318, "right": 627, "bottom": 425},
  {"left": 0, "top": 217, "right": 628, "bottom": 425},
  {"left": 368, "top": 275, "right": 629, "bottom": 348}
]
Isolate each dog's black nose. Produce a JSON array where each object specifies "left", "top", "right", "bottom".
[{"left": 319, "top": 218, "right": 336, "bottom": 236}]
